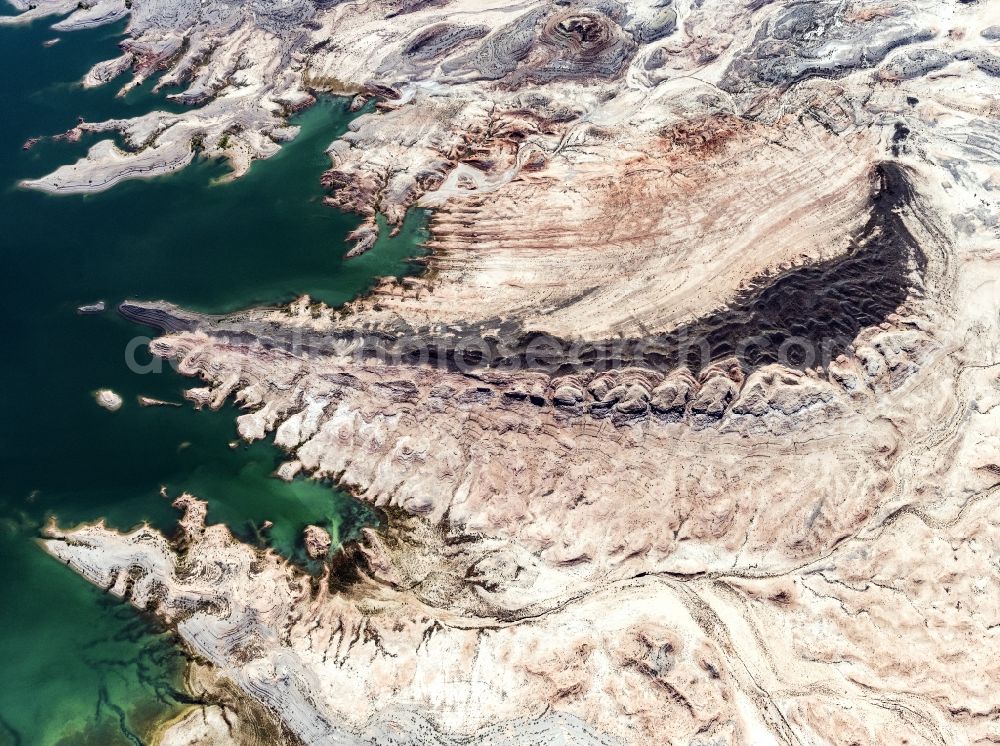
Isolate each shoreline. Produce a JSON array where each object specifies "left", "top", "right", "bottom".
[
  {"left": 0, "top": 17, "right": 415, "bottom": 744},
  {"left": 149, "top": 661, "right": 292, "bottom": 746},
  {"left": 11, "top": 0, "right": 1000, "bottom": 742}
]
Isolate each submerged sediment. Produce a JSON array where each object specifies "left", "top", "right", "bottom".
[{"left": 26, "top": 0, "right": 1000, "bottom": 743}]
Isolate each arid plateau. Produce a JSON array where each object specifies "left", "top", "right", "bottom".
[{"left": 15, "top": 0, "right": 1000, "bottom": 743}]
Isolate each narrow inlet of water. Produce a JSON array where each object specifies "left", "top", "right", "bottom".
[{"left": 0, "top": 17, "right": 428, "bottom": 745}]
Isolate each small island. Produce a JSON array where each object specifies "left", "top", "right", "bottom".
[{"left": 92, "top": 388, "right": 122, "bottom": 411}]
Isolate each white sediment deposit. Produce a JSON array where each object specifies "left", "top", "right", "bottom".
[
  {"left": 25, "top": 0, "right": 1000, "bottom": 743},
  {"left": 137, "top": 395, "right": 181, "bottom": 407},
  {"left": 93, "top": 388, "right": 123, "bottom": 411},
  {"left": 76, "top": 300, "right": 106, "bottom": 314}
]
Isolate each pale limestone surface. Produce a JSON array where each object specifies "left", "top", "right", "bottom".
[{"left": 93, "top": 388, "right": 123, "bottom": 411}]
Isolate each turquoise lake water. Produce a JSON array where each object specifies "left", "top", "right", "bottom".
[{"left": 0, "top": 17, "right": 426, "bottom": 745}]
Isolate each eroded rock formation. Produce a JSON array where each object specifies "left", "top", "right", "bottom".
[{"left": 24, "top": 0, "right": 1000, "bottom": 743}]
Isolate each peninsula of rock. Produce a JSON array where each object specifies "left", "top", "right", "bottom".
[{"left": 22, "top": 0, "right": 1000, "bottom": 743}]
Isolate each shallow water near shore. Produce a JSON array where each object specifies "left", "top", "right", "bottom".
[{"left": 0, "top": 17, "right": 426, "bottom": 746}]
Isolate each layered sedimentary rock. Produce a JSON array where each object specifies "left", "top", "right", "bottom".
[
  {"left": 25, "top": 0, "right": 1000, "bottom": 743},
  {"left": 153, "top": 661, "right": 287, "bottom": 746}
]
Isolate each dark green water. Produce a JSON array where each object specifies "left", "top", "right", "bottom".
[{"left": 0, "top": 18, "right": 426, "bottom": 746}]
